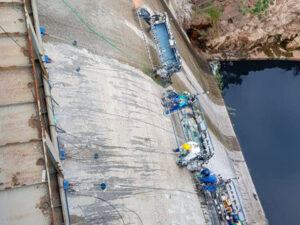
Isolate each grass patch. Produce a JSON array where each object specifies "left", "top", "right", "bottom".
[
  {"left": 213, "top": 63, "right": 224, "bottom": 90},
  {"left": 239, "top": 0, "right": 275, "bottom": 19},
  {"left": 204, "top": 5, "right": 223, "bottom": 22}
]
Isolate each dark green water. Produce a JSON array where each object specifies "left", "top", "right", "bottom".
[{"left": 220, "top": 61, "right": 300, "bottom": 225}]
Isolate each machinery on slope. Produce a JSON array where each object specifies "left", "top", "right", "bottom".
[
  {"left": 197, "top": 174, "right": 247, "bottom": 225},
  {"left": 134, "top": 7, "right": 182, "bottom": 85},
  {"left": 162, "top": 88, "right": 214, "bottom": 172},
  {"left": 163, "top": 87, "right": 247, "bottom": 224},
  {"left": 213, "top": 178, "right": 246, "bottom": 224}
]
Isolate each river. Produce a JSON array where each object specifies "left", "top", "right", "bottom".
[{"left": 220, "top": 60, "right": 300, "bottom": 225}]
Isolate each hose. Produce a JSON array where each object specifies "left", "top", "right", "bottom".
[{"left": 60, "top": 0, "right": 146, "bottom": 70}]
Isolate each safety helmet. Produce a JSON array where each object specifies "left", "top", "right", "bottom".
[
  {"left": 232, "top": 215, "right": 239, "bottom": 222},
  {"left": 201, "top": 169, "right": 210, "bottom": 177},
  {"left": 182, "top": 143, "right": 190, "bottom": 151},
  {"left": 174, "top": 97, "right": 181, "bottom": 104}
]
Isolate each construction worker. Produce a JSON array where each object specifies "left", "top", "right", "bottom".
[
  {"left": 165, "top": 94, "right": 188, "bottom": 114},
  {"left": 180, "top": 142, "right": 190, "bottom": 156},
  {"left": 196, "top": 168, "right": 220, "bottom": 193},
  {"left": 231, "top": 215, "right": 243, "bottom": 225},
  {"left": 176, "top": 141, "right": 202, "bottom": 169},
  {"left": 173, "top": 142, "right": 198, "bottom": 155}
]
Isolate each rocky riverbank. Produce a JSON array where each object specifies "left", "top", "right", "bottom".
[{"left": 168, "top": 0, "right": 300, "bottom": 60}]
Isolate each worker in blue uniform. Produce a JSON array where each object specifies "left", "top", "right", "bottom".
[
  {"left": 196, "top": 168, "right": 220, "bottom": 193},
  {"left": 165, "top": 94, "right": 188, "bottom": 114},
  {"left": 40, "top": 26, "right": 48, "bottom": 36},
  {"left": 227, "top": 215, "right": 243, "bottom": 225},
  {"left": 232, "top": 215, "right": 243, "bottom": 225}
]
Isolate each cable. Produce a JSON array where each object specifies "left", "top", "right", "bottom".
[
  {"left": 116, "top": 184, "right": 198, "bottom": 195},
  {"left": 121, "top": 205, "right": 144, "bottom": 225},
  {"left": 0, "top": 25, "right": 23, "bottom": 48},
  {"left": 69, "top": 192, "right": 126, "bottom": 225},
  {"left": 58, "top": 0, "right": 166, "bottom": 87},
  {"left": 59, "top": 132, "right": 177, "bottom": 160},
  {"left": 136, "top": 9, "right": 154, "bottom": 69},
  {"left": 60, "top": 0, "right": 147, "bottom": 70}
]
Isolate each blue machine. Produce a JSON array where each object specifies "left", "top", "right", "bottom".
[{"left": 136, "top": 8, "right": 182, "bottom": 84}]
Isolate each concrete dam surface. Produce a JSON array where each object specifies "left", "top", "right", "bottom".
[
  {"left": 44, "top": 42, "right": 207, "bottom": 225},
  {"left": 0, "top": 0, "right": 266, "bottom": 224}
]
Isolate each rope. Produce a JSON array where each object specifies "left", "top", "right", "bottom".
[
  {"left": 59, "top": 0, "right": 165, "bottom": 86},
  {"left": 136, "top": 10, "right": 154, "bottom": 69},
  {"left": 69, "top": 193, "right": 126, "bottom": 225},
  {"left": 60, "top": 0, "right": 147, "bottom": 70}
]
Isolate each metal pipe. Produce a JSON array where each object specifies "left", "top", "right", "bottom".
[
  {"left": 31, "top": 0, "right": 43, "bottom": 48},
  {"left": 23, "top": 1, "right": 57, "bottom": 224},
  {"left": 30, "top": 1, "right": 70, "bottom": 224},
  {"left": 232, "top": 180, "right": 247, "bottom": 223}
]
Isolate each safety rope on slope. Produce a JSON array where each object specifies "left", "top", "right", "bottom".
[
  {"left": 60, "top": 0, "right": 167, "bottom": 87},
  {"left": 136, "top": 11, "right": 154, "bottom": 69},
  {"left": 60, "top": 0, "right": 147, "bottom": 70}
]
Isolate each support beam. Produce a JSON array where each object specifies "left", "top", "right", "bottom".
[
  {"left": 44, "top": 132, "right": 63, "bottom": 175},
  {"left": 28, "top": 15, "right": 43, "bottom": 56},
  {"left": 29, "top": 2, "right": 70, "bottom": 224}
]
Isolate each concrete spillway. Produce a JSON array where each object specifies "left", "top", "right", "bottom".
[{"left": 37, "top": 0, "right": 267, "bottom": 224}]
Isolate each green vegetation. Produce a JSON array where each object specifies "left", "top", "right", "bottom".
[
  {"left": 192, "top": 28, "right": 208, "bottom": 37},
  {"left": 211, "top": 62, "right": 223, "bottom": 90},
  {"left": 194, "top": 2, "right": 224, "bottom": 22},
  {"left": 215, "top": 69, "right": 224, "bottom": 90},
  {"left": 239, "top": 0, "right": 275, "bottom": 20},
  {"left": 204, "top": 3, "right": 224, "bottom": 22},
  {"left": 191, "top": 3, "right": 224, "bottom": 39}
]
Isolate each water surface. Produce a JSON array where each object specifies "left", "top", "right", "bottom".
[{"left": 220, "top": 61, "right": 300, "bottom": 225}]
